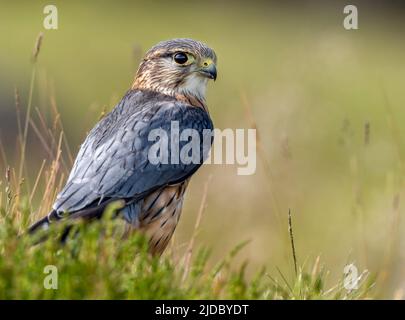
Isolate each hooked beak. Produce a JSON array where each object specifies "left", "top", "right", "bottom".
[{"left": 198, "top": 61, "right": 217, "bottom": 81}]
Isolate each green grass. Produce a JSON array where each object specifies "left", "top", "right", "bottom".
[{"left": 0, "top": 205, "right": 373, "bottom": 299}]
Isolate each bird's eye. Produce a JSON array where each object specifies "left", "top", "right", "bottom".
[{"left": 173, "top": 52, "right": 188, "bottom": 65}]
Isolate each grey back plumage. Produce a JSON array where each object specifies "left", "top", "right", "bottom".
[{"left": 53, "top": 89, "right": 213, "bottom": 221}]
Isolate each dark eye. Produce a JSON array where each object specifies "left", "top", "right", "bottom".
[{"left": 173, "top": 52, "right": 188, "bottom": 64}]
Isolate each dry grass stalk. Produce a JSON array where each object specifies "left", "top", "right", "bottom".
[
  {"left": 182, "top": 174, "right": 212, "bottom": 282},
  {"left": 288, "top": 209, "right": 298, "bottom": 277},
  {"left": 32, "top": 32, "right": 44, "bottom": 62}
]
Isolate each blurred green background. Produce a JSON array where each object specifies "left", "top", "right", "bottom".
[{"left": 0, "top": 0, "right": 404, "bottom": 298}]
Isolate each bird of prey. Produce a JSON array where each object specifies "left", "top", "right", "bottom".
[{"left": 28, "top": 38, "right": 217, "bottom": 255}]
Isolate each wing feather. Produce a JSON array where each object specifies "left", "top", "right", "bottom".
[{"left": 53, "top": 90, "right": 213, "bottom": 215}]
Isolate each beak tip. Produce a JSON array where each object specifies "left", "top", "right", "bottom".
[
  {"left": 211, "top": 66, "right": 217, "bottom": 81},
  {"left": 200, "top": 64, "right": 217, "bottom": 81}
]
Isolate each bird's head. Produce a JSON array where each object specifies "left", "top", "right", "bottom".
[{"left": 132, "top": 38, "right": 217, "bottom": 101}]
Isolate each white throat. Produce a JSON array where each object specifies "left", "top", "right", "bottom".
[{"left": 178, "top": 74, "right": 208, "bottom": 100}]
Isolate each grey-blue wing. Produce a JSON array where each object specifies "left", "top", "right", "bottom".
[{"left": 53, "top": 90, "right": 213, "bottom": 217}]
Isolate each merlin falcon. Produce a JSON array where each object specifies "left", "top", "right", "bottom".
[{"left": 28, "top": 38, "right": 217, "bottom": 255}]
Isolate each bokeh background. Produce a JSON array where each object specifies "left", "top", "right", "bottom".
[{"left": 0, "top": 0, "right": 404, "bottom": 298}]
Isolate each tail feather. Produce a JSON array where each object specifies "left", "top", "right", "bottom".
[
  {"left": 27, "top": 199, "right": 125, "bottom": 243},
  {"left": 28, "top": 210, "right": 75, "bottom": 244},
  {"left": 27, "top": 214, "right": 52, "bottom": 234},
  {"left": 27, "top": 210, "right": 61, "bottom": 243}
]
